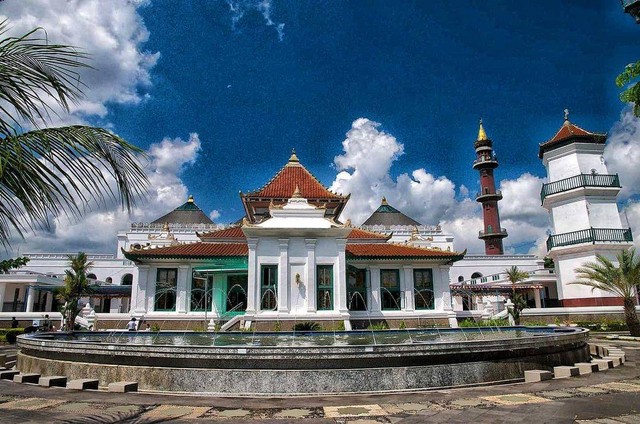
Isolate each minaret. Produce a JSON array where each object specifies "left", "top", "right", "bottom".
[
  {"left": 473, "top": 120, "right": 507, "bottom": 255},
  {"left": 540, "top": 110, "right": 633, "bottom": 306}
]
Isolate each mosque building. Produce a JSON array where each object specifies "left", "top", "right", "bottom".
[{"left": 0, "top": 116, "right": 634, "bottom": 329}]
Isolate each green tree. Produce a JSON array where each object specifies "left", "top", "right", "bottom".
[
  {"left": 616, "top": 61, "right": 640, "bottom": 117},
  {"left": 504, "top": 266, "right": 530, "bottom": 325},
  {"left": 57, "top": 252, "right": 93, "bottom": 331},
  {"left": 0, "top": 256, "right": 29, "bottom": 273},
  {"left": 0, "top": 21, "right": 148, "bottom": 247},
  {"left": 571, "top": 248, "right": 640, "bottom": 337}
]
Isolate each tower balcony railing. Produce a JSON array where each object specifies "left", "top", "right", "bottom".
[
  {"left": 472, "top": 155, "right": 498, "bottom": 168},
  {"left": 546, "top": 227, "right": 633, "bottom": 251},
  {"left": 478, "top": 228, "right": 508, "bottom": 238},
  {"left": 475, "top": 190, "right": 502, "bottom": 201},
  {"left": 540, "top": 173, "right": 620, "bottom": 203}
]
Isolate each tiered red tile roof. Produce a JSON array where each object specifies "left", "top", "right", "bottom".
[
  {"left": 346, "top": 243, "right": 463, "bottom": 259},
  {"left": 123, "top": 243, "right": 247, "bottom": 259},
  {"left": 539, "top": 118, "right": 606, "bottom": 158}
]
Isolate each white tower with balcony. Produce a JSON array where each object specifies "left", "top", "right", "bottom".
[{"left": 540, "top": 111, "right": 633, "bottom": 307}]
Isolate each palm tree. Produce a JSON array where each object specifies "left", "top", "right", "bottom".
[
  {"left": 504, "top": 266, "right": 530, "bottom": 325},
  {"left": 0, "top": 21, "right": 148, "bottom": 247},
  {"left": 57, "top": 252, "right": 93, "bottom": 331},
  {"left": 571, "top": 248, "right": 640, "bottom": 337}
]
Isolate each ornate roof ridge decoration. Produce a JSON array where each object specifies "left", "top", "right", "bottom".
[{"left": 538, "top": 109, "right": 606, "bottom": 158}]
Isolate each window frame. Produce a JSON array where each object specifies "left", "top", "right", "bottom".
[
  {"left": 413, "top": 268, "right": 434, "bottom": 310},
  {"left": 316, "top": 264, "right": 334, "bottom": 311},
  {"left": 380, "top": 269, "right": 401, "bottom": 310},
  {"left": 154, "top": 268, "right": 178, "bottom": 311},
  {"left": 260, "top": 265, "right": 278, "bottom": 311}
]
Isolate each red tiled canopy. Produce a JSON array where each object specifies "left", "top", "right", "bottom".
[
  {"left": 198, "top": 226, "right": 245, "bottom": 240},
  {"left": 123, "top": 242, "right": 248, "bottom": 259},
  {"left": 346, "top": 243, "right": 463, "bottom": 259}
]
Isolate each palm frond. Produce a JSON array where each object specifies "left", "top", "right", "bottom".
[
  {"left": 0, "top": 125, "right": 148, "bottom": 247},
  {"left": 570, "top": 250, "right": 639, "bottom": 299},
  {"left": 0, "top": 20, "right": 90, "bottom": 134}
]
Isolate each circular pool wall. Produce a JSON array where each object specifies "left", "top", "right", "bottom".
[{"left": 17, "top": 327, "right": 590, "bottom": 395}]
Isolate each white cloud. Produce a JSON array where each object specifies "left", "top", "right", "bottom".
[
  {"left": 332, "top": 118, "right": 552, "bottom": 255},
  {"left": 604, "top": 108, "right": 640, "bottom": 199},
  {"left": 209, "top": 210, "right": 222, "bottom": 221},
  {"left": 8, "top": 134, "right": 203, "bottom": 255},
  {"left": 226, "top": 0, "right": 285, "bottom": 41},
  {"left": 0, "top": 0, "right": 158, "bottom": 123},
  {"left": 621, "top": 201, "right": 640, "bottom": 250}
]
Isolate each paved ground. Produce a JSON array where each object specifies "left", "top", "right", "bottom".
[{"left": 0, "top": 335, "right": 638, "bottom": 423}]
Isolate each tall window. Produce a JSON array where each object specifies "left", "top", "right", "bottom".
[
  {"left": 227, "top": 274, "right": 248, "bottom": 312},
  {"left": 121, "top": 273, "right": 133, "bottom": 285},
  {"left": 347, "top": 267, "right": 367, "bottom": 311},
  {"left": 261, "top": 265, "right": 277, "bottom": 310},
  {"left": 414, "top": 269, "right": 434, "bottom": 310},
  {"left": 317, "top": 265, "right": 334, "bottom": 310},
  {"left": 381, "top": 269, "right": 401, "bottom": 310},
  {"left": 155, "top": 268, "right": 177, "bottom": 311},
  {"left": 190, "top": 273, "right": 212, "bottom": 312}
]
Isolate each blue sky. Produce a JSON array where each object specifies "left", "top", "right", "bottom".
[{"left": 3, "top": 0, "right": 640, "bottom": 255}]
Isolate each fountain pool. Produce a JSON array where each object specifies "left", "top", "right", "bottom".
[{"left": 17, "top": 327, "right": 590, "bottom": 395}]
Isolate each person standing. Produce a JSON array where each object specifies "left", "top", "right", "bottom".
[{"left": 126, "top": 317, "right": 137, "bottom": 331}]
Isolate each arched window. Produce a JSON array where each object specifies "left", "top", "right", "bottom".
[
  {"left": 471, "top": 272, "right": 483, "bottom": 279},
  {"left": 105, "top": 277, "right": 113, "bottom": 285},
  {"left": 121, "top": 274, "right": 133, "bottom": 286},
  {"left": 457, "top": 276, "right": 464, "bottom": 282},
  {"left": 487, "top": 224, "right": 493, "bottom": 233},
  {"left": 87, "top": 273, "right": 97, "bottom": 281}
]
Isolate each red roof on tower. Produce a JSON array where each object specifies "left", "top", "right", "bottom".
[{"left": 539, "top": 111, "right": 606, "bottom": 158}]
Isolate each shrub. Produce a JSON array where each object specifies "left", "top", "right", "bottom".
[
  {"left": 293, "top": 321, "right": 321, "bottom": 332},
  {"left": 367, "top": 322, "right": 389, "bottom": 330},
  {"left": 150, "top": 324, "right": 161, "bottom": 332},
  {"left": 4, "top": 329, "right": 23, "bottom": 344}
]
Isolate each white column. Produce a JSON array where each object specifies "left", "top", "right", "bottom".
[
  {"left": 369, "top": 266, "right": 381, "bottom": 312},
  {"left": 132, "top": 265, "right": 150, "bottom": 314},
  {"left": 245, "top": 238, "right": 258, "bottom": 315},
  {"left": 335, "top": 239, "right": 348, "bottom": 313},
  {"left": 25, "top": 286, "right": 35, "bottom": 312},
  {"left": 45, "top": 292, "right": 54, "bottom": 312},
  {"left": 534, "top": 288, "right": 542, "bottom": 309},
  {"left": 305, "top": 239, "right": 317, "bottom": 312},
  {"left": 176, "top": 265, "right": 190, "bottom": 313},
  {"left": 278, "top": 239, "right": 289, "bottom": 312},
  {"left": 0, "top": 283, "right": 6, "bottom": 312},
  {"left": 403, "top": 266, "right": 414, "bottom": 311}
]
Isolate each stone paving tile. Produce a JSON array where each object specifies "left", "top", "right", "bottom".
[
  {"left": 446, "top": 397, "right": 494, "bottom": 409},
  {"left": 104, "top": 404, "right": 143, "bottom": 414},
  {"left": 391, "top": 402, "right": 444, "bottom": 413},
  {"left": 141, "top": 404, "right": 210, "bottom": 420},
  {"left": 481, "top": 393, "right": 552, "bottom": 405},
  {"left": 577, "top": 417, "right": 640, "bottom": 424},
  {"left": 272, "top": 408, "right": 316, "bottom": 418},
  {"left": 576, "top": 386, "right": 611, "bottom": 395},
  {"left": 206, "top": 408, "right": 253, "bottom": 418},
  {"left": 54, "top": 402, "right": 99, "bottom": 413},
  {"left": 0, "top": 397, "right": 66, "bottom": 411},
  {"left": 596, "top": 382, "right": 640, "bottom": 392},
  {"left": 538, "top": 389, "right": 576, "bottom": 399},
  {"left": 324, "top": 404, "right": 387, "bottom": 418}
]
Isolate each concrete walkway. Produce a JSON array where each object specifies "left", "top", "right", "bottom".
[{"left": 0, "top": 335, "right": 638, "bottom": 423}]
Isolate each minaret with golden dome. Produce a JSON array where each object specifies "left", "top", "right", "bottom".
[{"left": 473, "top": 119, "right": 507, "bottom": 255}]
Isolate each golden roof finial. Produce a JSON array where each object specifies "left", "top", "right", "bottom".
[
  {"left": 288, "top": 148, "right": 299, "bottom": 165},
  {"left": 477, "top": 118, "right": 488, "bottom": 141},
  {"left": 292, "top": 185, "right": 302, "bottom": 198},
  {"left": 187, "top": 195, "right": 194, "bottom": 203},
  {"left": 381, "top": 197, "right": 388, "bottom": 205}
]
